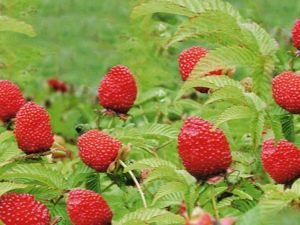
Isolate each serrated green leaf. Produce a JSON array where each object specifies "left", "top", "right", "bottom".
[
  {"left": 0, "top": 182, "right": 27, "bottom": 195},
  {"left": 117, "top": 208, "right": 184, "bottom": 225},
  {"left": 152, "top": 182, "right": 187, "bottom": 205},
  {"left": 214, "top": 105, "right": 256, "bottom": 128},
  {"left": 240, "top": 22, "right": 278, "bottom": 56},
  {"left": 145, "top": 166, "right": 186, "bottom": 184},
  {"left": 1, "top": 164, "right": 67, "bottom": 190},
  {"left": 165, "top": 11, "right": 243, "bottom": 48},
  {"left": 132, "top": 0, "right": 241, "bottom": 19},
  {"left": 206, "top": 86, "right": 246, "bottom": 105},
  {"left": 233, "top": 189, "right": 254, "bottom": 200},
  {"left": 125, "top": 158, "right": 177, "bottom": 172}
]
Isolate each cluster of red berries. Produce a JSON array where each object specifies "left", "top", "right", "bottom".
[
  {"left": 0, "top": 65, "right": 137, "bottom": 224},
  {"left": 1, "top": 16, "right": 300, "bottom": 225},
  {"left": 0, "top": 189, "right": 112, "bottom": 225}
]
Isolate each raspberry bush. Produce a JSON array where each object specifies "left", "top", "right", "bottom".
[{"left": 1, "top": 0, "right": 300, "bottom": 225}]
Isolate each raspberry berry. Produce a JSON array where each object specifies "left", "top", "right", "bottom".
[
  {"left": 78, "top": 129, "right": 121, "bottom": 172},
  {"left": 261, "top": 139, "right": 300, "bottom": 184},
  {"left": 48, "top": 79, "right": 68, "bottom": 93},
  {"left": 292, "top": 17, "right": 300, "bottom": 49},
  {"left": 0, "top": 80, "right": 26, "bottom": 122},
  {"left": 15, "top": 102, "right": 54, "bottom": 153},
  {"left": 272, "top": 71, "right": 300, "bottom": 113},
  {"left": 0, "top": 192, "right": 50, "bottom": 225},
  {"left": 178, "top": 116, "right": 232, "bottom": 178},
  {"left": 98, "top": 65, "right": 137, "bottom": 113},
  {"left": 67, "top": 189, "right": 112, "bottom": 225},
  {"left": 178, "top": 46, "right": 223, "bottom": 93}
]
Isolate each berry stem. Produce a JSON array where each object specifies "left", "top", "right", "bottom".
[{"left": 119, "top": 160, "right": 148, "bottom": 208}]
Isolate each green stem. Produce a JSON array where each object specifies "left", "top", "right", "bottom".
[
  {"left": 211, "top": 193, "right": 219, "bottom": 220},
  {"left": 119, "top": 160, "right": 148, "bottom": 208},
  {"left": 139, "top": 105, "right": 149, "bottom": 124},
  {"left": 101, "top": 182, "right": 115, "bottom": 193},
  {"left": 107, "top": 116, "right": 114, "bottom": 129}
]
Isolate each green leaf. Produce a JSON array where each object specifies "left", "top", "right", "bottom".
[
  {"left": 86, "top": 172, "right": 101, "bottom": 193},
  {"left": 205, "top": 86, "right": 246, "bottom": 105},
  {"left": 291, "top": 178, "right": 300, "bottom": 196},
  {"left": 1, "top": 164, "right": 67, "bottom": 190},
  {"left": 190, "top": 46, "right": 260, "bottom": 78},
  {"left": 145, "top": 166, "right": 186, "bottom": 184},
  {"left": 132, "top": 0, "right": 241, "bottom": 19},
  {"left": 178, "top": 75, "right": 243, "bottom": 98},
  {"left": 245, "top": 93, "right": 267, "bottom": 112},
  {"left": 0, "top": 182, "right": 27, "bottom": 195},
  {"left": 240, "top": 22, "right": 278, "bottom": 55},
  {"left": 124, "top": 158, "right": 177, "bottom": 172},
  {"left": 0, "top": 16, "right": 36, "bottom": 37},
  {"left": 0, "top": 131, "right": 14, "bottom": 143},
  {"left": 268, "top": 114, "right": 283, "bottom": 142},
  {"left": 214, "top": 105, "right": 256, "bottom": 128},
  {"left": 233, "top": 189, "right": 254, "bottom": 200},
  {"left": 165, "top": 11, "right": 243, "bottom": 48},
  {"left": 152, "top": 182, "right": 186, "bottom": 205},
  {"left": 116, "top": 208, "right": 185, "bottom": 225},
  {"left": 280, "top": 113, "right": 295, "bottom": 142},
  {"left": 252, "top": 113, "right": 265, "bottom": 149},
  {"left": 117, "top": 123, "right": 178, "bottom": 140}
]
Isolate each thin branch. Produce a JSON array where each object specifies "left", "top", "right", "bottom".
[{"left": 119, "top": 160, "right": 148, "bottom": 208}]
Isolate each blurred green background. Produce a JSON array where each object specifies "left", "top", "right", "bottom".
[{"left": 0, "top": 0, "right": 299, "bottom": 90}]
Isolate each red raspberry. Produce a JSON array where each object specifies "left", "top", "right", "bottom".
[
  {"left": 292, "top": 17, "right": 300, "bottom": 49},
  {"left": 261, "top": 139, "right": 300, "bottom": 184},
  {"left": 48, "top": 79, "right": 68, "bottom": 93},
  {"left": 0, "top": 80, "right": 26, "bottom": 122},
  {"left": 98, "top": 65, "right": 137, "bottom": 113},
  {"left": 67, "top": 189, "right": 112, "bottom": 225},
  {"left": 272, "top": 71, "right": 300, "bottom": 113},
  {"left": 178, "top": 47, "right": 223, "bottom": 93},
  {"left": 15, "top": 102, "right": 54, "bottom": 153},
  {"left": 78, "top": 129, "right": 121, "bottom": 172},
  {"left": 0, "top": 193, "right": 50, "bottom": 225},
  {"left": 178, "top": 116, "right": 232, "bottom": 178}
]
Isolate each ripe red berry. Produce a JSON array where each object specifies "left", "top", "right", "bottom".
[
  {"left": 178, "top": 116, "right": 232, "bottom": 178},
  {"left": 0, "top": 80, "right": 26, "bottom": 122},
  {"left": 292, "top": 17, "right": 300, "bottom": 49},
  {"left": 48, "top": 79, "right": 68, "bottom": 93},
  {"left": 78, "top": 129, "right": 121, "bottom": 172},
  {"left": 0, "top": 192, "right": 50, "bottom": 225},
  {"left": 178, "top": 46, "right": 223, "bottom": 93},
  {"left": 261, "top": 139, "right": 300, "bottom": 184},
  {"left": 15, "top": 102, "right": 54, "bottom": 153},
  {"left": 67, "top": 189, "right": 112, "bottom": 225},
  {"left": 272, "top": 71, "right": 300, "bottom": 113},
  {"left": 98, "top": 65, "right": 137, "bottom": 113}
]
